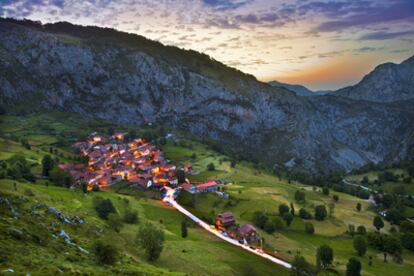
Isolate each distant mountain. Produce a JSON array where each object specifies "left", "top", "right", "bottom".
[
  {"left": 269, "top": 80, "right": 332, "bottom": 96},
  {"left": 335, "top": 55, "right": 414, "bottom": 102},
  {"left": 1, "top": 18, "right": 414, "bottom": 173}
]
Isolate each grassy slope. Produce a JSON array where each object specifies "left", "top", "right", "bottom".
[
  {"left": 162, "top": 139, "right": 414, "bottom": 276},
  {"left": 0, "top": 113, "right": 288, "bottom": 276},
  {"left": 1, "top": 112, "right": 414, "bottom": 275},
  {"left": 346, "top": 170, "right": 414, "bottom": 194}
]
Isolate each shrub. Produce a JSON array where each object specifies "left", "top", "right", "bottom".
[
  {"left": 356, "top": 225, "right": 366, "bottom": 235},
  {"left": 291, "top": 254, "right": 314, "bottom": 276},
  {"left": 207, "top": 163, "right": 215, "bottom": 171},
  {"left": 305, "top": 222, "right": 314, "bottom": 234},
  {"left": 299, "top": 208, "right": 312, "bottom": 219},
  {"left": 322, "top": 187, "right": 330, "bottom": 195},
  {"left": 353, "top": 235, "right": 367, "bottom": 256},
  {"left": 264, "top": 220, "right": 275, "bottom": 233},
  {"left": 49, "top": 167, "right": 72, "bottom": 188},
  {"left": 272, "top": 216, "right": 285, "bottom": 231},
  {"left": 93, "top": 196, "right": 116, "bottom": 220},
  {"left": 346, "top": 257, "right": 361, "bottom": 276},
  {"left": 137, "top": 222, "right": 165, "bottom": 261},
  {"left": 294, "top": 190, "right": 305, "bottom": 202},
  {"left": 278, "top": 204, "right": 290, "bottom": 216},
  {"left": 41, "top": 155, "right": 54, "bottom": 177},
  {"left": 123, "top": 209, "right": 139, "bottom": 224},
  {"left": 107, "top": 213, "right": 124, "bottom": 232},
  {"left": 316, "top": 245, "right": 334, "bottom": 269},
  {"left": 181, "top": 221, "right": 188, "bottom": 238},
  {"left": 93, "top": 240, "right": 118, "bottom": 265},
  {"left": 356, "top": 202, "right": 362, "bottom": 212},
  {"left": 401, "top": 233, "right": 414, "bottom": 251},
  {"left": 252, "top": 211, "right": 268, "bottom": 229},
  {"left": 283, "top": 213, "right": 294, "bottom": 226},
  {"left": 373, "top": 216, "right": 384, "bottom": 231},
  {"left": 314, "top": 205, "right": 327, "bottom": 221}
]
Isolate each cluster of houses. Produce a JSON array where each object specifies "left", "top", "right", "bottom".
[
  {"left": 59, "top": 133, "right": 223, "bottom": 194},
  {"left": 60, "top": 133, "right": 184, "bottom": 190},
  {"left": 215, "top": 212, "right": 260, "bottom": 244}
]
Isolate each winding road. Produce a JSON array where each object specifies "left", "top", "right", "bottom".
[{"left": 161, "top": 187, "right": 292, "bottom": 269}]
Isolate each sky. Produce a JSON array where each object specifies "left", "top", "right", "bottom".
[{"left": 1, "top": 0, "right": 413, "bottom": 90}]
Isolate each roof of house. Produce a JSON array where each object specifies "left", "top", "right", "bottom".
[
  {"left": 58, "top": 164, "right": 84, "bottom": 170},
  {"left": 196, "top": 180, "right": 218, "bottom": 189},
  {"left": 217, "top": 212, "right": 235, "bottom": 224},
  {"left": 181, "top": 183, "right": 195, "bottom": 191},
  {"left": 239, "top": 224, "right": 257, "bottom": 235}
]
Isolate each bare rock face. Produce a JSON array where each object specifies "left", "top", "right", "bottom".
[
  {"left": 335, "top": 56, "right": 414, "bottom": 103},
  {"left": 1, "top": 20, "right": 414, "bottom": 173}
]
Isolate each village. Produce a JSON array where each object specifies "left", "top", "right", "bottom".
[{"left": 58, "top": 132, "right": 262, "bottom": 247}]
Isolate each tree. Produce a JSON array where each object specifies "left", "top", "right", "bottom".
[
  {"left": 264, "top": 220, "right": 276, "bottom": 233},
  {"left": 181, "top": 221, "right": 188, "bottom": 238},
  {"left": 348, "top": 224, "right": 355, "bottom": 237},
  {"left": 290, "top": 203, "right": 295, "bottom": 216},
  {"left": 93, "top": 240, "right": 118, "bottom": 265},
  {"left": 291, "top": 254, "right": 313, "bottom": 276},
  {"left": 314, "top": 205, "right": 327, "bottom": 221},
  {"left": 328, "top": 202, "right": 335, "bottom": 217},
  {"left": 107, "top": 213, "right": 124, "bottom": 232},
  {"left": 123, "top": 209, "right": 139, "bottom": 224},
  {"left": 273, "top": 216, "right": 285, "bottom": 231},
  {"left": 49, "top": 167, "right": 72, "bottom": 188},
  {"left": 373, "top": 216, "right": 384, "bottom": 231},
  {"left": 279, "top": 204, "right": 290, "bottom": 216},
  {"left": 353, "top": 235, "right": 367, "bottom": 256},
  {"left": 322, "top": 186, "right": 330, "bottom": 196},
  {"left": 305, "top": 222, "right": 314, "bottom": 234},
  {"left": 207, "top": 163, "right": 215, "bottom": 171},
  {"left": 383, "top": 236, "right": 402, "bottom": 255},
  {"left": 93, "top": 196, "right": 116, "bottom": 220},
  {"left": 294, "top": 190, "right": 305, "bottom": 202},
  {"left": 316, "top": 245, "right": 334, "bottom": 269},
  {"left": 283, "top": 213, "right": 294, "bottom": 227},
  {"left": 252, "top": 211, "right": 268, "bottom": 229},
  {"left": 361, "top": 176, "right": 369, "bottom": 184},
  {"left": 356, "top": 202, "right": 362, "bottom": 212},
  {"left": 400, "top": 221, "right": 414, "bottom": 234},
  {"left": 382, "top": 194, "right": 393, "bottom": 209},
  {"left": 41, "top": 155, "right": 54, "bottom": 176},
  {"left": 346, "top": 257, "right": 361, "bottom": 276},
  {"left": 80, "top": 181, "right": 88, "bottom": 193},
  {"left": 356, "top": 225, "right": 366, "bottom": 235},
  {"left": 386, "top": 208, "right": 403, "bottom": 225},
  {"left": 299, "top": 208, "right": 312, "bottom": 219},
  {"left": 176, "top": 168, "right": 186, "bottom": 184},
  {"left": 401, "top": 233, "right": 414, "bottom": 251},
  {"left": 137, "top": 222, "right": 165, "bottom": 261}
]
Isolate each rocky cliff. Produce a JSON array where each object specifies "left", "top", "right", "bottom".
[
  {"left": 335, "top": 56, "right": 414, "bottom": 103},
  {"left": 1, "top": 19, "right": 413, "bottom": 173}
]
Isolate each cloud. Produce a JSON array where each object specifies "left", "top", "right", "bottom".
[
  {"left": 312, "top": 0, "right": 414, "bottom": 32},
  {"left": 359, "top": 30, "right": 414, "bottom": 40},
  {"left": 202, "top": 0, "right": 253, "bottom": 11}
]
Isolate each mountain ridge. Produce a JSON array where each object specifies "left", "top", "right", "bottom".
[
  {"left": 334, "top": 55, "right": 414, "bottom": 103},
  {"left": 1, "top": 18, "right": 413, "bottom": 173}
]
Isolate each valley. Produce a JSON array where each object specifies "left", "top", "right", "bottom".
[{"left": 1, "top": 112, "right": 414, "bottom": 275}]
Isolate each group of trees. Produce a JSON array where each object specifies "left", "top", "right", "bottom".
[
  {"left": 0, "top": 155, "right": 35, "bottom": 182},
  {"left": 292, "top": 244, "right": 363, "bottom": 276},
  {"left": 252, "top": 211, "right": 285, "bottom": 234}
]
